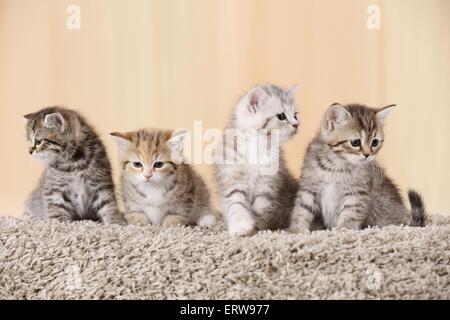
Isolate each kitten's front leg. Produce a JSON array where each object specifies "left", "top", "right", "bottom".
[
  {"left": 289, "top": 189, "right": 317, "bottom": 233},
  {"left": 336, "top": 200, "right": 367, "bottom": 230},
  {"left": 162, "top": 214, "right": 189, "bottom": 227},
  {"left": 92, "top": 187, "right": 125, "bottom": 225},
  {"left": 125, "top": 211, "right": 149, "bottom": 226},
  {"left": 45, "top": 193, "right": 74, "bottom": 222},
  {"left": 222, "top": 190, "right": 255, "bottom": 237}
]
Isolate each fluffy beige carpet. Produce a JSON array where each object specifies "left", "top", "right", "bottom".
[{"left": 0, "top": 215, "right": 449, "bottom": 299}]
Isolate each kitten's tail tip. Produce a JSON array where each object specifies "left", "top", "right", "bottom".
[{"left": 408, "top": 189, "right": 427, "bottom": 227}]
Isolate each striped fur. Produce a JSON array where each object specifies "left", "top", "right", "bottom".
[
  {"left": 290, "top": 103, "right": 427, "bottom": 233},
  {"left": 214, "top": 85, "right": 299, "bottom": 236},
  {"left": 23, "top": 106, "right": 124, "bottom": 224},
  {"left": 112, "top": 128, "right": 217, "bottom": 227}
]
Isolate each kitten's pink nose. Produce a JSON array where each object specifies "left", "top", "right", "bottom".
[
  {"left": 144, "top": 175, "right": 152, "bottom": 181},
  {"left": 363, "top": 153, "right": 370, "bottom": 158},
  {"left": 293, "top": 124, "right": 299, "bottom": 130}
]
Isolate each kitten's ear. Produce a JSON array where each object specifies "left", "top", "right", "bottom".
[
  {"left": 326, "top": 103, "right": 351, "bottom": 130},
  {"left": 110, "top": 132, "right": 132, "bottom": 154},
  {"left": 247, "top": 86, "right": 269, "bottom": 113},
  {"left": 376, "top": 104, "right": 396, "bottom": 123},
  {"left": 288, "top": 84, "right": 300, "bottom": 96},
  {"left": 43, "top": 112, "right": 65, "bottom": 131},
  {"left": 23, "top": 113, "right": 35, "bottom": 122}
]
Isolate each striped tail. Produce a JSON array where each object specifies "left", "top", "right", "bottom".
[{"left": 408, "top": 190, "right": 427, "bottom": 227}]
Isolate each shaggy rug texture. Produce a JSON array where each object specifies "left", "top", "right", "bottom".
[{"left": 0, "top": 215, "right": 449, "bottom": 299}]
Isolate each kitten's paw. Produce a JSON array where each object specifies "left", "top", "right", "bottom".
[
  {"left": 125, "top": 212, "right": 149, "bottom": 226},
  {"left": 162, "top": 215, "right": 186, "bottom": 227},
  {"left": 289, "top": 222, "right": 310, "bottom": 234},
  {"left": 336, "top": 223, "right": 361, "bottom": 231},
  {"left": 228, "top": 218, "right": 256, "bottom": 237},
  {"left": 197, "top": 214, "right": 217, "bottom": 227},
  {"left": 100, "top": 213, "right": 127, "bottom": 225},
  {"left": 49, "top": 214, "right": 72, "bottom": 223}
]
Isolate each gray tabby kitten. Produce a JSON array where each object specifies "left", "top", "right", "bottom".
[
  {"left": 111, "top": 128, "right": 217, "bottom": 227},
  {"left": 290, "top": 103, "right": 427, "bottom": 233},
  {"left": 24, "top": 106, "right": 124, "bottom": 224},
  {"left": 214, "top": 85, "right": 299, "bottom": 236}
]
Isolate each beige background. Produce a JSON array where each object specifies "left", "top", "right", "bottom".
[{"left": 0, "top": 0, "right": 449, "bottom": 217}]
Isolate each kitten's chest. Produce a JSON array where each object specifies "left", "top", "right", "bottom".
[
  {"left": 134, "top": 183, "right": 167, "bottom": 206},
  {"left": 140, "top": 184, "right": 171, "bottom": 224},
  {"left": 318, "top": 170, "right": 363, "bottom": 228},
  {"left": 320, "top": 181, "right": 343, "bottom": 228},
  {"left": 66, "top": 173, "right": 91, "bottom": 214}
]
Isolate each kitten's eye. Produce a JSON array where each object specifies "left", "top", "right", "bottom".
[
  {"left": 132, "top": 162, "right": 143, "bottom": 169},
  {"left": 153, "top": 161, "right": 164, "bottom": 168},
  {"left": 276, "top": 113, "right": 286, "bottom": 121},
  {"left": 371, "top": 139, "right": 380, "bottom": 148},
  {"left": 350, "top": 139, "right": 361, "bottom": 147},
  {"left": 35, "top": 139, "right": 42, "bottom": 146},
  {"left": 294, "top": 113, "right": 298, "bottom": 120}
]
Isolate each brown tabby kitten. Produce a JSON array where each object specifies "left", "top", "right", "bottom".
[
  {"left": 290, "top": 103, "right": 427, "bottom": 232},
  {"left": 24, "top": 106, "right": 124, "bottom": 224},
  {"left": 111, "top": 128, "right": 217, "bottom": 227}
]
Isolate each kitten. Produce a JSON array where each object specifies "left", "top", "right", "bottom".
[
  {"left": 24, "top": 106, "right": 124, "bottom": 224},
  {"left": 111, "top": 128, "right": 217, "bottom": 227},
  {"left": 214, "top": 84, "right": 299, "bottom": 236},
  {"left": 290, "top": 103, "right": 427, "bottom": 232}
]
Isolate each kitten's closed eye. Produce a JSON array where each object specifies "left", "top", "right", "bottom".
[{"left": 35, "top": 139, "right": 42, "bottom": 146}]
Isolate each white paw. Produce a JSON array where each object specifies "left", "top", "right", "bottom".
[
  {"left": 197, "top": 214, "right": 217, "bottom": 227},
  {"left": 125, "top": 212, "right": 149, "bottom": 226},
  {"left": 289, "top": 221, "right": 310, "bottom": 234},
  {"left": 228, "top": 217, "right": 256, "bottom": 237},
  {"left": 161, "top": 215, "right": 185, "bottom": 227}
]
